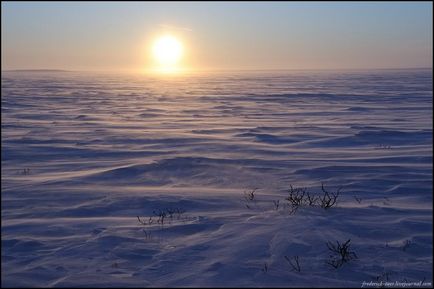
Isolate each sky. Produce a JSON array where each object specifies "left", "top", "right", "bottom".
[{"left": 1, "top": 2, "right": 432, "bottom": 72}]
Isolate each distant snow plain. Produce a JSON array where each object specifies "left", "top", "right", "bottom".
[{"left": 1, "top": 69, "right": 432, "bottom": 287}]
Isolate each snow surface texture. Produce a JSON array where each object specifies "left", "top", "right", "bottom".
[{"left": 1, "top": 69, "right": 433, "bottom": 287}]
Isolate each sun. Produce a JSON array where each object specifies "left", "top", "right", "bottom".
[{"left": 152, "top": 35, "right": 183, "bottom": 69}]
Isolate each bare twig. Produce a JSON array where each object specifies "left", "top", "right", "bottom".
[
  {"left": 326, "top": 239, "right": 357, "bottom": 268},
  {"left": 261, "top": 262, "right": 268, "bottom": 273},
  {"left": 402, "top": 239, "right": 411, "bottom": 251},
  {"left": 272, "top": 200, "right": 280, "bottom": 210},
  {"left": 354, "top": 196, "right": 362, "bottom": 204},
  {"left": 284, "top": 255, "right": 301, "bottom": 272},
  {"left": 319, "top": 183, "right": 341, "bottom": 209},
  {"left": 244, "top": 188, "right": 258, "bottom": 202}
]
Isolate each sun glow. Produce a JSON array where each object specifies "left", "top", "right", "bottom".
[{"left": 152, "top": 35, "right": 183, "bottom": 72}]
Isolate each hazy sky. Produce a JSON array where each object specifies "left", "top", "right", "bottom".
[{"left": 1, "top": 2, "right": 432, "bottom": 72}]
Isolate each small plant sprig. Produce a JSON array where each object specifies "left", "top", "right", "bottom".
[
  {"left": 244, "top": 188, "right": 257, "bottom": 202},
  {"left": 272, "top": 200, "right": 280, "bottom": 210},
  {"left": 354, "top": 196, "right": 362, "bottom": 204},
  {"left": 377, "top": 144, "right": 392, "bottom": 150},
  {"left": 402, "top": 239, "right": 411, "bottom": 251},
  {"left": 326, "top": 239, "right": 358, "bottom": 269},
  {"left": 164, "top": 207, "right": 187, "bottom": 223},
  {"left": 319, "top": 183, "right": 341, "bottom": 209},
  {"left": 137, "top": 207, "right": 187, "bottom": 241},
  {"left": 244, "top": 188, "right": 258, "bottom": 209},
  {"left": 137, "top": 215, "right": 154, "bottom": 225},
  {"left": 283, "top": 183, "right": 342, "bottom": 213},
  {"left": 18, "top": 168, "right": 31, "bottom": 175},
  {"left": 286, "top": 185, "right": 307, "bottom": 208},
  {"left": 153, "top": 209, "right": 167, "bottom": 225},
  {"left": 137, "top": 216, "right": 153, "bottom": 240},
  {"left": 261, "top": 262, "right": 268, "bottom": 273},
  {"left": 244, "top": 183, "right": 342, "bottom": 213},
  {"left": 137, "top": 207, "right": 186, "bottom": 227},
  {"left": 284, "top": 255, "right": 301, "bottom": 272}
]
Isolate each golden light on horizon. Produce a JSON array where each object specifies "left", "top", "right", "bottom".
[{"left": 152, "top": 35, "right": 183, "bottom": 73}]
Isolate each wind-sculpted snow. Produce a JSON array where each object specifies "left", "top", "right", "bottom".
[{"left": 1, "top": 69, "right": 432, "bottom": 287}]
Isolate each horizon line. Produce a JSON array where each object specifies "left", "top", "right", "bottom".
[{"left": 2, "top": 67, "right": 433, "bottom": 74}]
